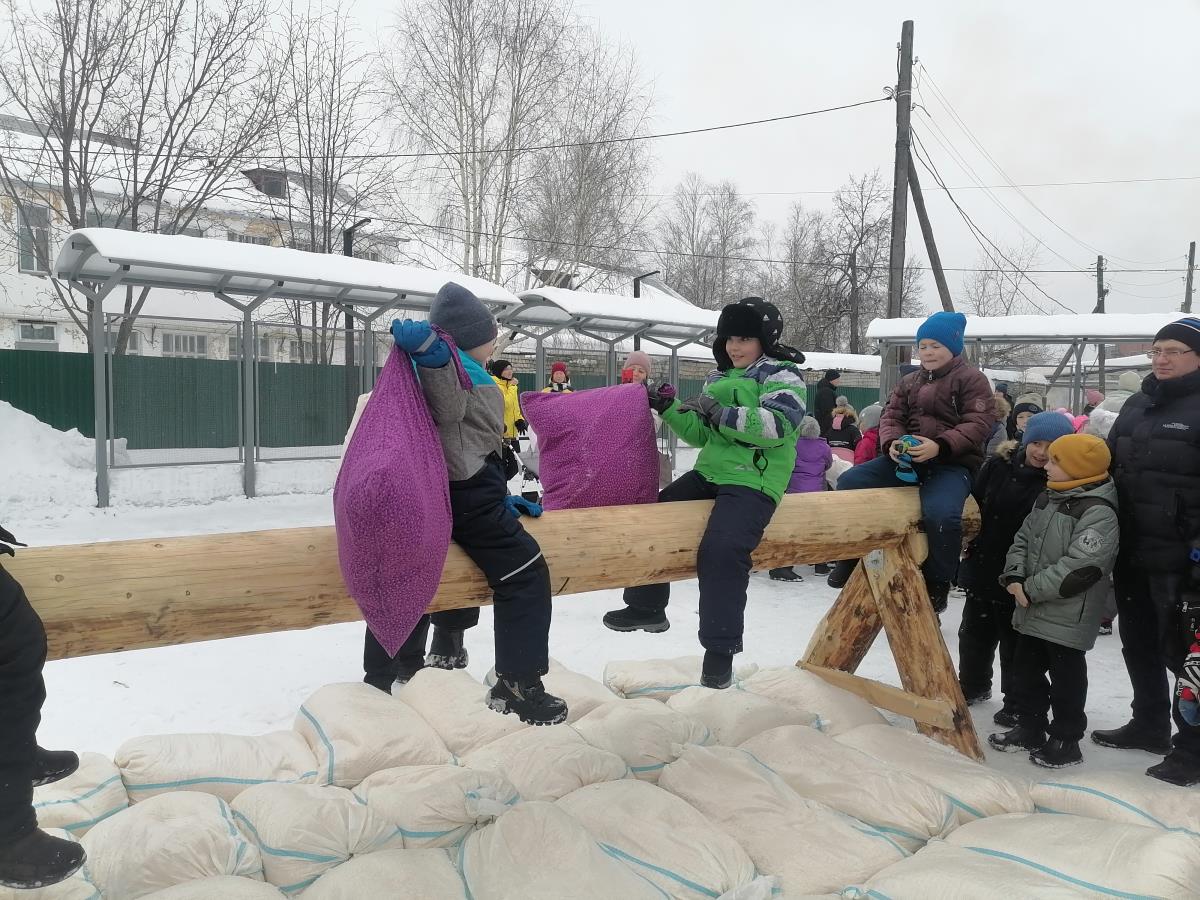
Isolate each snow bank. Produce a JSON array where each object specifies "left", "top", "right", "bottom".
[{"left": 2, "top": 400, "right": 100, "bottom": 510}]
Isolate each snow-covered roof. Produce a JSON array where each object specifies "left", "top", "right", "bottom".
[
  {"left": 53, "top": 229, "right": 519, "bottom": 310},
  {"left": 507, "top": 287, "right": 719, "bottom": 342},
  {"left": 1092, "top": 353, "right": 1150, "bottom": 369},
  {"left": 867, "top": 313, "right": 1188, "bottom": 343}
]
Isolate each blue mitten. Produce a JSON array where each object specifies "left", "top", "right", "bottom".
[
  {"left": 504, "top": 495, "right": 543, "bottom": 519},
  {"left": 391, "top": 319, "right": 450, "bottom": 368}
]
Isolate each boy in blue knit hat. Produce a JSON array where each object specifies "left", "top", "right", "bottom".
[{"left": 829, "top": 311, "right": 994, "bottom": 614}]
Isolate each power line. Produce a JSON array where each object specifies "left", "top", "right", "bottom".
[{"left": 0, "top": 97, "right": 889, "bottom": 162}]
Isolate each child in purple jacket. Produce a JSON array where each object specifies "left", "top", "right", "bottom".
[{"left": 770, "top": 416, "right": 832, "bottom": 582}]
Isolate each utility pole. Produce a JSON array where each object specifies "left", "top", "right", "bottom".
[
  {"left": 1184, "top": 241, "right": 1195, "bottom": 314},
  {"left": 632, "top": 270, "right": 660, "bottom": 352},
  {"left": 1095, "top": 255, "right": 1108, "bottom": 402},
  {"left": 882, "top": 19, "right": 915, "bottom": 401},
  {"left": 342, "top": 217, "right": 371, "bottom": 422},
  {"left": 907, "top": 151, "right": 953, "bottom": 313}
]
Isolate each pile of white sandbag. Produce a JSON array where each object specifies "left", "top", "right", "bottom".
[
  {"left": 1031, "top": 769, "right": 1200, "bottom": 834},
  {"left": 32, "top": 753, "right": 128, "bottom": 836},
  {"left": 603, "top": 655, "right": 759, "bottom": 701}
]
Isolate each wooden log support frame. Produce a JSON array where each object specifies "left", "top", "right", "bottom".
[{"left": 9, "top": 488, "right": 981, "bottom": 758}]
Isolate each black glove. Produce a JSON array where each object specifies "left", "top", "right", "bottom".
[
  {"left": 515, "top": 418, "right": 528, "bottom": 436},
  {"left": 677, "top": 394, "right": 723, "bottom": 427},
  {"left": 647, "top": 383, "right": 677, "bottom": 414}
]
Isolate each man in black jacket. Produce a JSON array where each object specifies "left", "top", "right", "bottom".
[
  {"left": 1095, "top": 318, "right": 1200, "bottom": 786},
  {"left": 0, "top": 527, "right": 85, "bottom": 889},
  {"left": 814, "top": 369, "right": 840, "bottom": 435}
]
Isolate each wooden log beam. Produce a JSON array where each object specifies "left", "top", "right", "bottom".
[
  {"left": 800, "top": 561, "right": 885, "bottom": 671},
  {"left": 9, "top": 489, "right": 976, "bottom": 661},
  {"left": 798, "top": 663, "right": 957, "bottom": 730}
]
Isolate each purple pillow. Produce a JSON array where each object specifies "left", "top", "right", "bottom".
[{"left": 522, "top": 383, "right": 659, "bottom": 511}]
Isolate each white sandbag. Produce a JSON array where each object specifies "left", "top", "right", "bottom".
[
  {"left": 739, "top": 725, "right": 954, "bottom": 851},
  {"left": 395, "top": 668, "right": 527, "bottom": 756},
  {"left": 667, "top": 686, "right": 816, "bottom": 746},
  {"left": 302, "top": 849, "right": 465, "bottom": 900},
  {"left": 603, "top": 656, "right": 758, "bottom": 701},
  {"left": 353, "top": 765, "right": 518, "bottom": 848},
  {"left": 0, "top": 829, "right": 100, "bottom": 900},
  {"left": 835, "top": 723, "right": 1033, "bottom": 826},
  {"left": 140, "top": 876, "right": 285, "bottom": 898},
  {"left": 1031, "top": 769, "right": 1200, "bottom": 835},
  {"left": 657, "top": 745, "right": 906, "bottom": 896},
  {"left": 459, "top": 801, "right": 664, "bottom": 900},
  {"left": 295, "top": 682, "right": 452, "bottom": 787},
  {"left": 842, "top": 839, "right": 1088, "bottom": 899},
  {"left": 943, "top": 812, "right": 1200, "bottom": 899},
  {"left": 81, "top": 791, "right": 263, "bottom": 899},
  {"left": 32, "top": 752, "right": 128, "bottom": 836},
  {"left": 556, "top": 779, "right": 757, "bottom": 900},
  {"left": 462, "top": 725, "right": 628, "bottom": 801},
  {"left": 737, "top": 667, "right": 886, "bottom": 735},
  {"left": 573, "top": 699, "right": 711, "bottom": 782},
  {"left": 116, "top": 731, "right": 319, "bottom": 804},
  {"left": 231, "top": 782, "right": 401, "bottom": 894},
  {"left": 826, "top": 455, "right": 851, "bottom": 489}
]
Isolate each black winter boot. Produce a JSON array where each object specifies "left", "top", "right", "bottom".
[
  {"left": 32, "top": 747, "right": 80, "bottom": 788},
  {"left": 1090, "top": 720, "right": 1172, "bottom": 755},
  {"left": 426, "top": 629, "right": 468, "bottom": 670},
  {"left": 0, "top": 829, "right": 86, "bottom": 889},
  {"left": 813, "top": 563, "right": 832, "bottom": 575},
  {"left": 1031, "top": 738, "right": 1083, "bottom": 769},
  {"left": 993, "top": 705, "right": 1019, "bottom": 728},
  {"left": 826, "top": 559, "right": 856, "bottom": 589},
  {"left": 363, "top": 673, "right": 395, "bottom": 694},
  {"left": 769, "top": 567, "right": 803, "bottom": 583},
  {"left": 926, "top": 580, "right": 951, "bottom": 615},
  {"left": 962, "top": 688, "right": 992, "bottom": 706},
  {"left": 488, "top": 675, "right": 568, "bottom": 726},
  {"left": 988, "top": 724, "right": 1047, "bottom": 753},
  {"left": 602, "top": 606, "right": 670, "bottom": 633},
  {"left": 1146, "top": 753, "right": 1200, "bottom": 787},
  {"left": 701, "top": 651, "right": 733, "bottom": 690}
]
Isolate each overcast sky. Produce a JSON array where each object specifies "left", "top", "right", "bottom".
[{"left": 366, "top": 0, "right": 1200, "bottom": 314}]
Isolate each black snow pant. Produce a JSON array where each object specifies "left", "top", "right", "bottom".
[
  {"left": 957, "top": 588, "right": 1018, "bottom": 704},
  {"left": 1010, "top": 633, "right": 1088, "bottom": 742},
  {"left": 363, "top": 608, "right": 480, "bottom": 688},
  {"left": 363, "top": 456, "right": 551, "bottom": 683},
  {"left": 623, "top": 470, "right": 777, "bottom": 656},
  {"left": 1114, "top": 567, "right": 1200, "bottom": 760},
  {"left": 0, "top": 564, "right": 47, "bottom": 841}
]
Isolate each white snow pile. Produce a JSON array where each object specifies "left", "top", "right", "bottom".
[
  {"left": 23, "top": 657, "right": 1200, "bottom": 900},
  {"left": 1, "top": 400, "right": 107, "bottom": 510}
]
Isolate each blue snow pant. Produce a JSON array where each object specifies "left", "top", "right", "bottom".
[
  {"left": 363, "top": 455, "right": 551, "bottom": 685},
  {"left": 0, "top": 564, "right": 46, "bottom": 840},
  {"left": 836, "top": 455, "right": 972, "bottom": 585},
  {"left": 623, "top": 471, "right": 777, "bottom": 656}
]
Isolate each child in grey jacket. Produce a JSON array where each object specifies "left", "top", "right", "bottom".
[{"left": 990, "top": 433, "right": 1119, "bottom": 768}]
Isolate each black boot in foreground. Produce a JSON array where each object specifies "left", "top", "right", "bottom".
[
  {"left": 1031, "top": 738, "right": 1083, "bottom": 769},
  {"left": 1146, "top": 753, "right": 1200, "bottom": 786},
  {"left": 768, "top": 567, "right": 803, "bottom": 582},
  {"left": 701, "top": 651, "right": 733, "bottom": 690},
  {"left": 926, "top": 580, "right": 951, "bottom": 614},
  {"left": 488, "top": 675, "right": 568, "bottom": 726},
  {"left": 426, "top": 629, "right": 468, "bottom": 670},
  {"left": 1090, "top": 720, "right": 1172, "bottom": 755},
  {"left": 988, "top": 724, "right": 1047, "bottom": 753},
  {"left": 602, "top": 606, "right": 669, "bottom": 633},
  {"left": 0, "top": 829, "right": 86, "bottom": 890},
  {"left": 32, "top": 747, "right": 80, "bottom": 788},
  {"left": 825, "top": 559, "right": 856, "bottom": 589}
]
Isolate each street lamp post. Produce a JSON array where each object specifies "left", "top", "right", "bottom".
[{"left": 632, "top": 270, "right": 661, "bottom": 351}]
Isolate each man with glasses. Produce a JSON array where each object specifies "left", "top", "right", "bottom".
[{"left": 1095, "top": 317, "right": 1200, "bottom": 785}]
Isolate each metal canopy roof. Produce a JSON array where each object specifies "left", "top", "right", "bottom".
[
  {"left": 506, "top": 287, "right": 719, "bottom": 345},
  {"left": 54, "top": 228, "right": 521, "bottom": 310},
  {"left": 866, "top": 313, "right": 1185, "bottom": 345}
]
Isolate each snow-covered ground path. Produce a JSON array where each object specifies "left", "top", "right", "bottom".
[{"left": 21, "top": 491, "right": 1156, "bottom": 785}]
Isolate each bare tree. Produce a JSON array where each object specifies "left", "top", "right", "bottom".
[
  {"left": 960, "top": 241, "right": 1053, "bottom": 367},
  {"left": 516, "top": 31, "right": 654, "bottom": 290},
  {"left": 387, "top": 0, "right": 572, "bottom": 284}
]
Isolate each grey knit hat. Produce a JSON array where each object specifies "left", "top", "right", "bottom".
[
  {"left": 859, "top": 403, "right": 883, "bottom": 431},
  {"left": 428, "top": 282, "right": 497, "bottom": 351},
  {"left": 799, "top": 416, "right": 821, "bottom": 438}
]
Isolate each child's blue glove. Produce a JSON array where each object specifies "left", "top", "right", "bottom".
[
  {"left": 894, "top": 434, "right": 921, "bottom": 484},
  {"left": 391, "top": 319, "right": 451, "bottom": 368},
  {"left": 504, "top": 495, "right": 543, "bottom": 519}
]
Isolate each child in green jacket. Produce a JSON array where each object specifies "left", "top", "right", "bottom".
[{"left": 602, "top": 297, "right": 808, "bottom": 689}]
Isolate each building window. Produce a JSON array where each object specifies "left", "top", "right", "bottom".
[
  {"left": 363, "top": 251, "right": 382, "bottom": 262},
  {"left": 105, "top": 329, "right": 141, "bottom": 354},
  {"left": 162, "top": 332, "right": 208, "bottom": 358},
  {"left": 163, "top": 225, "right": 204, "bottom": 238},
  {"left": 227, "top": 335, "right": 272, "bottom": 360},
  {"left": 17, "top": 204, "right": 50, "bottom": 274},
  {"left": 227, "top": 232, "right": 272, "bottom": 246},
  {"left": 245, "top": 169, "right": 288, "bottom": 199},
  {"left": 85, "top": 210, "right": 130, "bottom": 230},
  {"left": 16, "top": 319, "right": 57, "bottom": 350},
  {"left": 289, "top": 339, "right": 314, "bottom": 363}
]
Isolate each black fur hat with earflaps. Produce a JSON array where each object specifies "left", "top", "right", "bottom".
[{"left": 712, "top": 296, "right": 806, "bottom": 371}]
